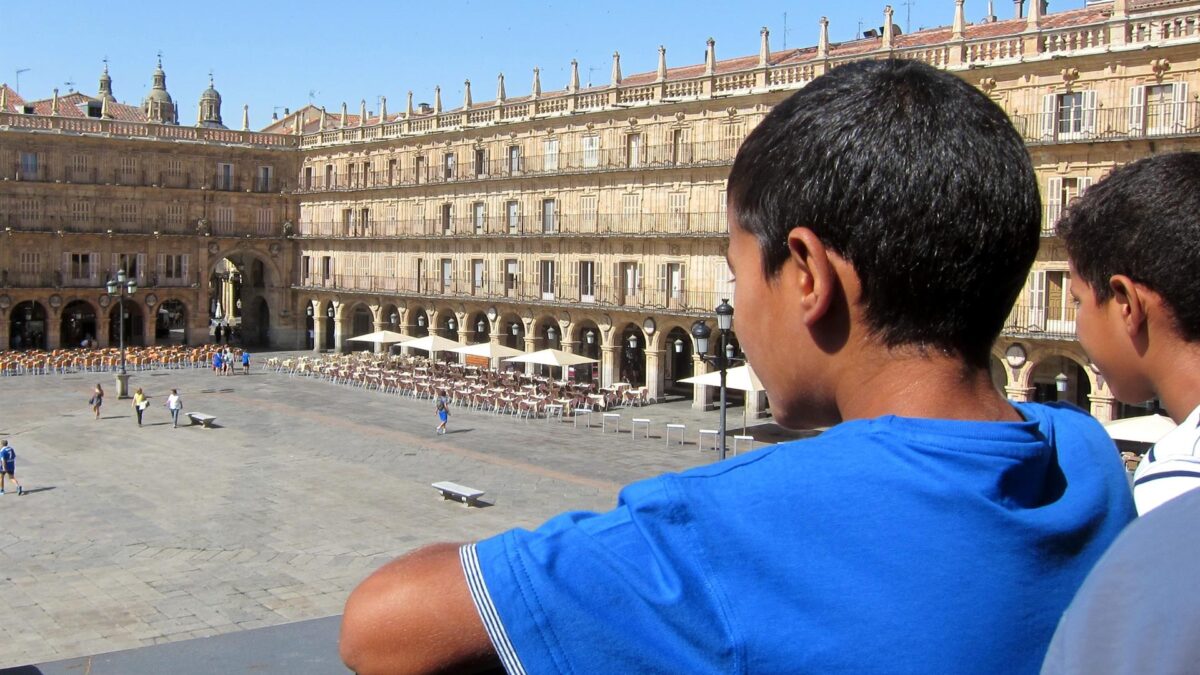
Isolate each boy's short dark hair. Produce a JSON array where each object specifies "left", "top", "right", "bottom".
[
  {"left": 727, "top": 59, "right": 1040, "bottom": 365},
  {"left": 1057, "top": 152, "right": 1200, "bottom": 342}
]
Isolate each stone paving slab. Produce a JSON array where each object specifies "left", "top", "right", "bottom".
[{"left": 0, "top": 354, "right": 796, "bottom": 668}]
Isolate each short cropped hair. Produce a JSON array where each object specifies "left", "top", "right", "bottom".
[
  {"left": 1057, "top": 152, "right": 1200, "bottom": 341},
  {"left": 727, "top": 59, "right": 1040, "bottom": 365}
]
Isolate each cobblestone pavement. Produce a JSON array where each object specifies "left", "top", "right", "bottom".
[{"left": 0, "top": 354, "right": 792, "bottom": 668}]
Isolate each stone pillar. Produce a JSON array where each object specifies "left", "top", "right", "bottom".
[
  {"left": 692, "top": 355, "right": 714, "bottom": 410},
  {"left": 313, "top": 315, "right": 326, "bottom": 352},
  {"left": 1089, "top": 394, "right": 1117, "bottom": 424},
  {"left": 1005, "top": 384, "right": 1034, "bottom": 402},
  {"left": 333, "top": 309, "right": 345, "bottom": 353},
  {"left": 142, "top": 310, "right": 155, "bottom": 347},
  {"left": 745, "top": 390, "right": 768, "bottom": 427},
  {"left": 47, "top": 310, "right": 62, "bottom": 349},
  {"left": 372, "top": 320, "right": 386, "bottom": 354},
  {"left": 0, "top": 311, "right": 9, "bottom": 349},
  {"left": 523, "top": 335, "right": 537, "bottom": 375},
  {"left": 600, "top": 344, "right": 617, "bottom": 388},
  {"left": 645, "top": 349, "right": 665, "bottom": 402}
]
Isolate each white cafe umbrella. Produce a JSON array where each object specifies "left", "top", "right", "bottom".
[
  {"left": 346, "top": 330, "right": 409, "bottom": 344},
  {"left": 397, "top": 334, "right": 467, "bottom": 356},
  {"left": 678, "top": 364, "right": 767, "bottom": 433},
  {"left": 451, "top": 342, "right": 526, "bottom": 369},
  {"left": 504, "top": 348, "right": 599, "bottom": 368},
  {"left": 1104, "top": 414, "right": 1176, "bottom": 444}
]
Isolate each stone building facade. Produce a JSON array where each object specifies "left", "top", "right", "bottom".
[{"left": 3, "top": 0, "right": 1200, "bottom": 421}]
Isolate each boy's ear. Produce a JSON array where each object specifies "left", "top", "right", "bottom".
[
  {"left": 1107, "top": 274, "right": 1148, "bottom": 336},
  {"left": 786, "top": 227, "right": 837, "bottom": 326}
]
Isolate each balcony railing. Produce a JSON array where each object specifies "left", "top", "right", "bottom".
[
  {"left": 295, "top": 139, "right": 740, "bottom": 193},
  {"left": 0, "top": 112, "right": 298, "bottom": 148},
  {"left": 0, "top": 163, "right": 292, "bottom": 192},
  {"left": 296, "top": 211, "right": 726, "bottom": 238},
  {"left": 0, "top": 270, "right": 198, "bottom": 289},
  {"left": 295, "top": 273, "right": 727, "bottom": 314},
  {"left": 0, "top": 214, "right": 278, "bottom": 237},
  {"left": 1010, "top": 102, "right": 1200, "bottom": 145},
  {"left": 1001, "top": 302, "right": 1077, "bottom": 340}
]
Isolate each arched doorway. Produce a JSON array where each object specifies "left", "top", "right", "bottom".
[
  {"left": 108, "top": 298, "right": 145, "bottom": 347},
  {"left": 440, "top": 311, "right": 460, "bottom": 341},
  {"left": 9, "top": 301, "right": 48, "bottom": 350},
  {"left": 468, "top": 312, "right": 490, "bottom": 345},
  {"left": 620, "top": 324, "right": 646, "bottom": 386},
  {"left": 321, "top": 302, "right": 336, "bottom": 350},
  {"left": 575, "top": 321, "right": 601, "bottom": 383},
  {"left": 1030, "top": 355, "right": 1092, "bottom": 410},
  {"left": 154, "top": 299, "right": 188, "bottom": 345},
  {"left": 252, "top": 297, "right": 270, "bottom": 347},
  {"left": 665, "top": 326, "right": 695, "bottom": 394},
  {"left": 60, "top": 300, "right": 98, "bottom": 348},
  {"left": 503, "top": 316, "right": 524, "bottom": 350},
  {"left": 304, "top": 303, "right": 316, "bottom": 350},
  {"left": 350, "top": 304, "right": 373, "bottom": 341}
]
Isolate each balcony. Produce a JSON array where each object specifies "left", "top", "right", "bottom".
[
  {"left": 294, "top": 139, "right": 738, "bottom": 194},
  {"left": 296, "top": 211, "right": 726, "bottom": 239},
  {"left": 0, "top": 163, "right": 290, "bottom": 192},
  {"left": 294, "top": 273, "right": 728, "bottom": 315},
  {"left": 0, "top": 213, "right": 277, "bottom": 237},
  {"left": 0, "top": 270, "right": 197, "bottom": 290},
  {"left": 1010, "top": 102, "right": 1200, "bottom": 146},
  {"left": 1001, "top": 302, "right": 1077, "bottom": 341}
]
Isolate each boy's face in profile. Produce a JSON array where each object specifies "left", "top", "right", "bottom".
[{"left": 1068, "top": 265, "right": 1153, "bottom": 404}]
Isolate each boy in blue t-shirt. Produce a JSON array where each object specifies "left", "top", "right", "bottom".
[
  {"left": 340, "top": 60, "right": 1134, "bottom": 674},
  {"left": 0, "top": 440, "right": 24, "bottom": 496}
]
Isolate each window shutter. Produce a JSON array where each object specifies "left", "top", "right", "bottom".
[
  {"left": 62, "top": 252, "right": 71, "bottom": 278},
  {"left": 1078, "top": 176, "right": 1093, "bottom": 196},
  {"left": 566, "top": 261, "right": 579, "bottom": 298},
  {"left": 1045, "top": 176, "right": 1063, "bottom": 233},
  {"left": 111, "top": 253, "right": 119, "bottom": 275},
  {"left": 1028, "top": 270, "right": 1047, "bottom": 328},
  {"left": 1172, "top": 82, "right": 1189, "bottom": 134},
  {"left": 1129, "top": 85, "right": 1146, "bottom": 135},
  {"left": 157, "top": 253, "right": 165, "bottom": 276},
  {"left": 657, "top": 263, "right": 667, "bottom": 293},
  {"left": 181, "top": 255, "right": 190, "bottom": 282},
  {"left": 91, "top": 252, "right": 100, "bottom": 282},
  {"left": 1081, "top": 90, "right": 1097, "bottom": 136},
  {"left": 554, "top": 261, "right": 561, "bottom": 295},
  {"left": 680, "top": 264, "right": 687, "bottom": 295},
  {"left": 1041, "top": 93, "right": 1057, "bottom": 139}
]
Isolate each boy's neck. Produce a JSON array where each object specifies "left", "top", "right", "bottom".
[
  {"left": 1150, "top": 347, "right": 1200, "bottom": 423},
  {"left": 832, "top": 347, "right": 1021, "bottom": 424}
]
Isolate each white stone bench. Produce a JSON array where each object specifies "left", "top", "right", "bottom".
[
  {"left": 698, "top": 429, "right": 720, "bottom": 452},
  {"left": 187, "top": 413, "right": 217, "bottom": 428},
  {"left": 432, "top": 481, "right": 485, "bottom": 508},
  {"left": 665, "top": 423, "right": 686, "bottom": 447},
  {"left": 631, "top": 418, "right": 651, "bottom": 439},
  {"left": 733, "top": 435, "right": 756, "bottom": 455},
  {"left": 601, "top": 412, "right": 621, "bottom": 433}
]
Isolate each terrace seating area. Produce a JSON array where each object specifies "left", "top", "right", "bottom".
[{"left": 0, "top": 344, "right": 226, "bottom": 376}]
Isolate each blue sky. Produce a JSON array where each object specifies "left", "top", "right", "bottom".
[{"left": 0, "top": 0, "right": 1085, "bottom": 129}]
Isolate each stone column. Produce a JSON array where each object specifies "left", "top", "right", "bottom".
[
  {"left": 523, "top": 335, "right": 537, "bottom": 375},
  {"left": 692, "top": 355, "right": 713, "bottom": 410},
  {"left": 1088, "top": 394, "right": 1117, "bottom": 424},
  {"left": 372, "top": 320, "right": 386, "bottom": 354},
  {"left": 47, "top": 310, "right": 62, "bottom": 349},
  {"left": 1005, "top": 384, "right": 1034, "bottom": 402},
  {"left": 0, "top": 311, "right": 9, "bottom": 349},
  {"left": 645, "top": 348, "right": 665, "bottom": 402},
  {"left": 600, "top": 344, "right": 617, "bottom": 388},
  {"left": 745, "top": 390, "right": 768, "bottom": 427},
  {"left": 142, "top": 309, "right": 155, "bottom": 347},
  {"left": 312, "top": 315, "right": 326, "bottom": 352},
  {"left": 333, "top": 309, "right": 345, "bottom": 353}
]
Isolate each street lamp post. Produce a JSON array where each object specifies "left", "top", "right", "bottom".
[
  {"left": 106, "top": 268, "right": 138, "bottom": 398},
  {"left": 691, "top": 298, "right": 738, "bottom": 460}
]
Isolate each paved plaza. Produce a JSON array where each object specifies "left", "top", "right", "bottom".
[{"left": 0, "top": 354, "right": 795, "bottom": 669}]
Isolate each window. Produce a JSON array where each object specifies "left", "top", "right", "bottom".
[
  {"left": 71, "top": 201, "right": 93, "bottom": 223},
  {"left": 19, "top": 252, "right": 40, "bottom": 276},
  {"left": 540, "top": 260, "right": 557, "bottom": 299},
  {"left": 160, "top": 254, "right": 189, "bottom": 281},
  {"left": 541, "top": 199, "right": 557, "bottom": 233},
  {"left": 506, "top": 200, "right": 520, "bottom": 233},
  {"left": 441, "top": 203, "right": 453, "bottom": 234},
  {"left": 256, "top": 166, "right": 273, "bottom": 192},
  {"left": 1137, "top": 82, "right": 1190, "bottom": 136},
  {"left": 18, "top": 152, "right": 38, "bottom": 179},
  {"left": 415, "top": 155, "right": 426, "bottom": 183},
  {"left": 358, "top": 255, "right": 370, "bottom": 285},
  {"left": 166, "top": 159, "right": 183, "bottom": 177},
  {"left": 473, "top": 202, "right": 486, "bottom": 234},
  {"left": 325, "top": 164, "right": 334, "bottom": 188},
  {"left": 507, "top": 145, "right": 522, "bottom": 174},
  {"left": 661, "top": 262, "right": 685, "bottom": 306},
  {"left": 415, "top": 258, "right": 426, "bottom": 293},
  {"left": 216, "top": 162, "right": 234, "bottom": 190},
  {"left": 256, "top": 207, "right": 274, "bottom": 236},
  {"left": 18, "top": 198, "right": 40, "bottom": 223},
  {"left": 1041, "top": 91, "right": 1096, "bottom": 140},
  {"left": 304, "top": 166, "right": 313, "bottom": 190},
  {"left": 342, "top": 208, "right": 355, "bottom": 235},
  {"left": 720, "top": 123, "right": 743, "bottom": 156},
  {"left": 387, "top": 159, "right": 397, "bottom": 184},
  {"left": 67, "top": 253, "right": 96, "bottom": 281},
  {"left": 474, "top": 148, "right": 487, "bottom": 176},
  {"left": 118, "top": 202, "right": 139, "bottom": 224},
  {"left": 71, "top": 154, "right": 89, "bottom": 173},
  {"left": 121, "top": 156, "right": 138, "bottom": 178},
  {"left": 1044, "top": 176, "right": 1093, "bottom": 233},
  {"left": 166, "top": 203, "right": 184, "bottom": 227},
  {"left": 348, "top": 163, "right": 358, "bottom": 187},
  {"left": 670, "top": 128, "right": 691, "bottom": 164},
  {"left": 214, "top": 206, "right": 234, "bottom": 234},
  {"left": 472, "top": 259, "right": 485, "bottom": 294},
  {"left": 443, "top": 153, "right": 456, "bottom": 180},
  {"left": 621, "top": 193, "right": 641, "bottom": 232},
  {"left": 360, "top": 208, "right": 370, "bottom": 235},
  {"left": 669, "top": 192, "right": 688, "bottom": 229},
  {"left": 115, "top": 253, "right": 144, "bottom": 281},
  {"left": 362, "top": 161, "right": 370, "bottom": 186},
  {"left": 626, "top": 133, "right": 642, "bottom": 168},
  {"left": 582, "top": 135, "right": 599, "bottom": 168},
  {"left": 301, "top": 255, "right": 311, "bottom": 282},
  {"left": 543, "top": 138, "right": 559, "bottom": 172},
  {"left": 578, "top": 260, "right": 596, "bottom": 302},
  {"left": 321, "top": 256, "right": 333, "bottom": 281},
  {"left": 504, "top": 259, "right": 519, "bottom": 295},
  {"left": 618, "top": 262, "right": 641, "bottom": 304},
  {"left": 441, "top": 258, "right": 453, "bottom": 293},
  {"left": 581, "top": 195, "right": 598, "bottom": 231},
  {"left": 1028, "top": 269, "right": 1075, "bottom": 335}
]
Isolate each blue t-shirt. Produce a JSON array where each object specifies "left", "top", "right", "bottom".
[
  {"left": 464, "top": 402, "right": 1135, "bottom": 674},
  {"left": 0, "top": 446, "right": 14, "bottom": 471}
]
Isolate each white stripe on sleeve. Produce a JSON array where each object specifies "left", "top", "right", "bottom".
[{"left": 460, "top": 543, "right": 527, "bottom": 675}]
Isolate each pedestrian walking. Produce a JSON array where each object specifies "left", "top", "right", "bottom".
[
  {"left": 90, "top": 383, "right": 104, "bottom": 420},
  {"left": 241, "top": 350, "right": 250, "bottom": 375},
  {"left": 0, "top": 440, "right": 23, "bottom": 496},
  {"left": 212, "top": 350, "right": 223, "bottom": 375},
  {"left": 132, "top": 387, "right": 148, "bottom": 427},
  {"left": 166, "top": 389, "right": 182, "bottom": 428},
  {"left": 435, "top": 390, "right": 450, "bottom": 435}
]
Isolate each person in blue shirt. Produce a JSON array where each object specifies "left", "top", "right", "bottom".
[
  {"left": 241, "top": 350, "right": 250, "bottom": 375},
  {"left": 0, "top": 440, "right": 23, "bottom": 496},
  {"left": 339, "top": 59, "right": 1135, "bottom": 675}
]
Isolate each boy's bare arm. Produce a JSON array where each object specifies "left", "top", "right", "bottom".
[{"left": 340, "top": 542, "right": 500, "bottom": 675}]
